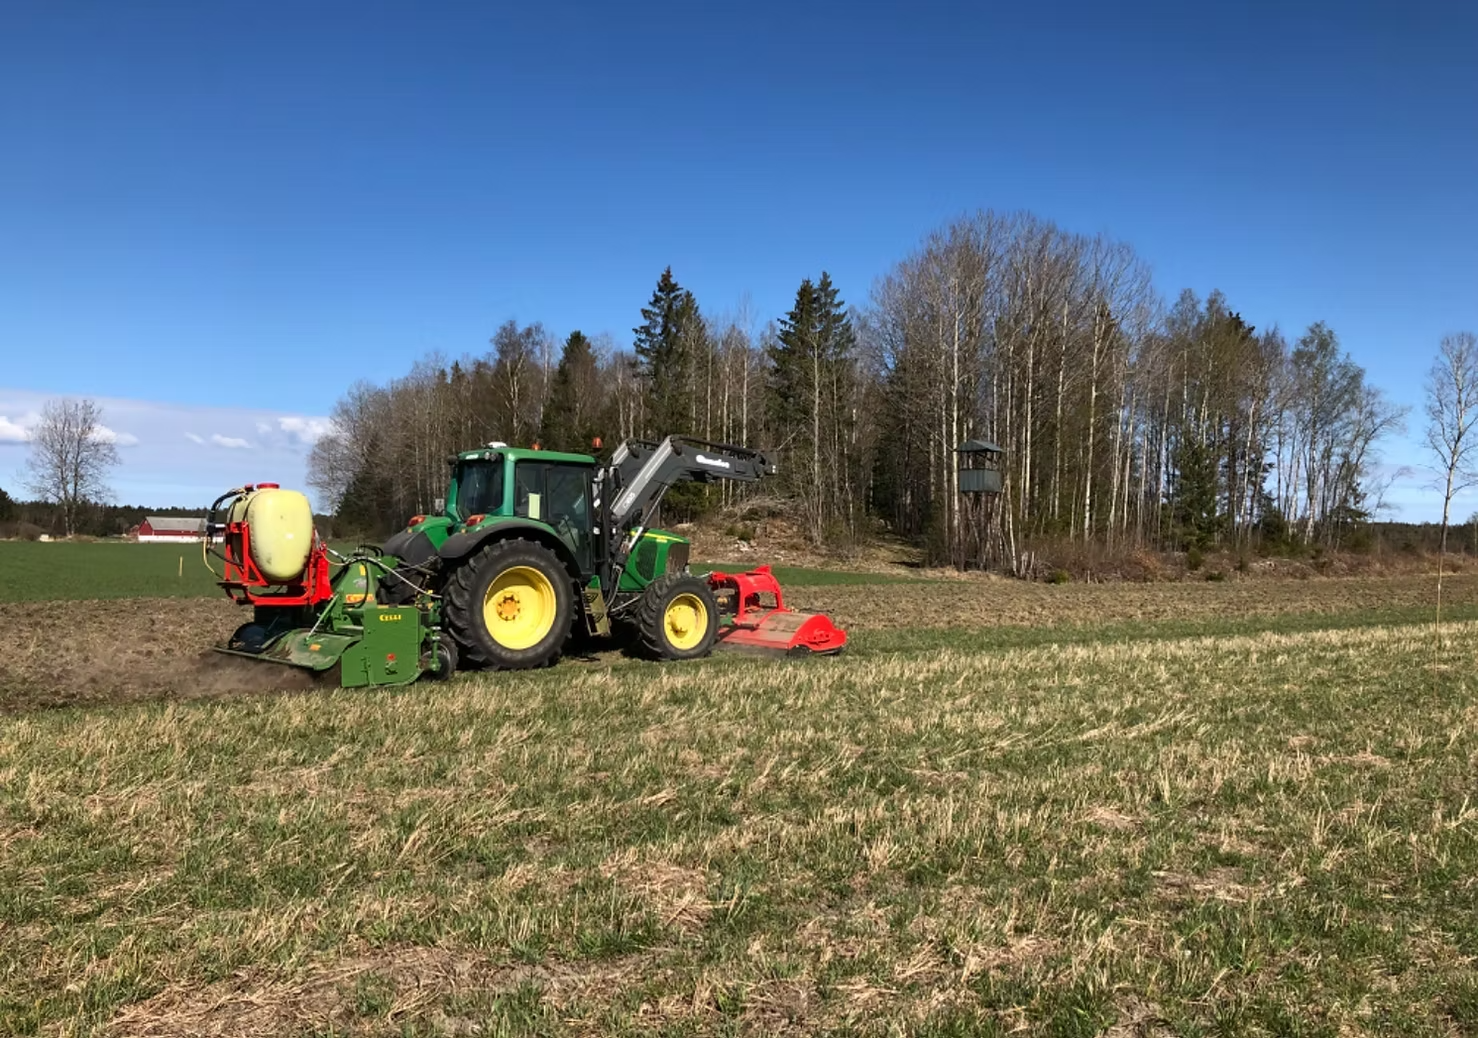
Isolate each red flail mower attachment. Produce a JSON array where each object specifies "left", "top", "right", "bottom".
[{"left": 706, "top": 565, "right": 847, "bottom": 656}]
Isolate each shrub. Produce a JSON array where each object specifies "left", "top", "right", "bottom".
[
  {"left": 1047, "top": 569, "right": 1071, "bottom": 585},
  {"left": 1186, "top": 547, "right": 1204, "bottom": 572},
  {"left": 724, "top": 523, "right": 757, "bottom": 543},
  {"left": 1235, "top": 554, "right": 1250, "bottom": 573},
  {"left": 1206, "top": 569, "right": 1226, "bottom": 582}
]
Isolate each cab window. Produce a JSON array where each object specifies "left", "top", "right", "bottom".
[
  {"left": 546, "top": 466, "right": 588, "bottom": 527},
  {"left": 455, "top": 460, "right": 504, "bottom": 519}
]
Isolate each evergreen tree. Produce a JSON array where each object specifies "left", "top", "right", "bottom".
[
  {"left": 539, "top": 330, "right": 603, "bottom": 452},
  {"left": 633, "top": 267, "right": 699, "bottom": 436},
  {"left": 1172, "top": 435, "right": 1222, "bottom": 550},
  {"left": 335, "top": 436, "right": 401, "bottom": 537},
  {"left": 769, "top": 278, "right": 820, "bottom": 432},
  {"left": 768, "top": 272, "right": 858, "bottom": 543},
  {"left": 0, "top": 484, "right": 14, "bottom": 522}
]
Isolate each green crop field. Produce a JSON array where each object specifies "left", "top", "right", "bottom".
[
  {"left": 3, "top": 556, "right": 1477, "bottom": 1035},
  {"left": 0, "top": 540, "right": 920, "bottom": 603},
  {"left": 0, "top": 541, "right": 225, "bottom": 601}
]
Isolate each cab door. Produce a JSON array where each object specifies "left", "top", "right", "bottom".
[{"left": 514, "top": 461, "right": 594, "bottom": 574}]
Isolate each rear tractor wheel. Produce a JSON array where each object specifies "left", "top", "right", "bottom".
[
  {"left": 444, "top": 538, "right": 574, "bottom": 670},
  {"left": 637, "top": 573, "right": 719, "bottom": 661}
]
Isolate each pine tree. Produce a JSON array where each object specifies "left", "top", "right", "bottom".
[
  {"left": 335, "top": 438, "right": 401, "bottom": 537},
  {"left": 1172, "top": 434, "right": 1222, "bottom": 550},
  {"left": 0, "top": 484, "right": 14, "bottom": 523},
  {"left": 539, "top": 330, "right": 603, "bottom": 452},
  {"left": 769, "top": 278, "right": 819, "bottom": 433},
  {"left": 768, "top": 272, "right": 857, "bottom": 543},
  {"left": 633, "top": 267, "right": 698, "bottom": 436}
]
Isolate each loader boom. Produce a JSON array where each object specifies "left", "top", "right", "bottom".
[{"left": 607, "top": 436, "right": 774, "bottom": 533}]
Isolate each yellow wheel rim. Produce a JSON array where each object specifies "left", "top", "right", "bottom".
[
  {"left": 664, "top": 592, "right": 708, "bottom": 651},
  {"left": 482, "top": 565, "right": 557, "bottom": 651}
]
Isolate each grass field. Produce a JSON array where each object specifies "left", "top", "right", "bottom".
[
  {"left": 0, "top": 540, "right": 916, "bottom": 603},
  {"left": 2, "top": 548, "right": 1476, "bottom": 1035},
  {"left": 0, "top": 541, "right": 225, "bottom": 601}
]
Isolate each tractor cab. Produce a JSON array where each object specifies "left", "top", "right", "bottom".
[
  {"left": 441, "top": 446, "right": 602, "bottom": 573},
  {"left": 430, "top": 444, "right": 697, "bottom": 594}
]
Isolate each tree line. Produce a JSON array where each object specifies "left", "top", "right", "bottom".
[
  {"left": 0, "top": 491, "right": 216, "bottom": 540},
  {"left": 307, "top": 209, "right": 1428, "bottom": 566}
]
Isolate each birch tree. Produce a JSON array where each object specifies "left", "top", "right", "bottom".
[
  {"left": 24, "top": 398, "right": 121, "bottom": 537},
  {"left": 1424, "top": 331, "right": 1478, "bottom": 617}
]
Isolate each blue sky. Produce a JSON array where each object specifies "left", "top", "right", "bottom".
[{"left": 1, "top": 1, "right": 1475, "bottom": 515}]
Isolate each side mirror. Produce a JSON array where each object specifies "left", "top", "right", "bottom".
[{"left": 434, "top": 497, "right": 445, "bottom": 514}]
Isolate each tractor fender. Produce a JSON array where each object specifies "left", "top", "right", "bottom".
[
  {"left": 382, "top": 527, "right": 438, "bottom": 568},
  {"left": 437, "top": 519, "right": 582, "bottom": 577}
]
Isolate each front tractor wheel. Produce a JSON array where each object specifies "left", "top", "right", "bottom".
[
  {"left": 637, "top": 573, "right": 719, "bottom": 661},
  {"left": 444, "top": 539, "right": 574, "bottom": 670}
]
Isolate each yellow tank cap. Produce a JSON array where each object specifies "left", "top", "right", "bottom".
[{"left": 245, "top": 488, "right": 315, "bottom": 583}]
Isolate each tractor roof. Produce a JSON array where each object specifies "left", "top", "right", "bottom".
[{"left": 454, "top": 446, "right": 597, "bottom": 464}]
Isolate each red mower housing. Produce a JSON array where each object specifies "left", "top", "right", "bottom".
[{"left": 706, "top": 565, "right": 847, "bottom": 656}]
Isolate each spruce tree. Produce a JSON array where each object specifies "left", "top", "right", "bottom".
[
  {"left": 633, "top": 267, "right": 698, "bottom": 436},
  {"left": 1172, "top": 435, "right": 1222, "bottom": 550},
  {"left": 335, "top": 440, "right": 400, "bottom": 537},
  {"left": 540, "top": 330, "right": 602, "bottom": 452},
  {"left": 769, "top": 278, "right": 819, "bottom": 433},
  {"left": 768, "top": 272, "right": 857, "bottom": 543}
]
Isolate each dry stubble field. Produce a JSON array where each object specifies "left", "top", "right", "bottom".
[{"left": 2, "top": 572, "right": 1477, "bottom": 1036}]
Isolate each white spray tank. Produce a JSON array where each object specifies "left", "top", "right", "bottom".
[{"left": 227, "top": 484, "right": 315, "bottom": 583}]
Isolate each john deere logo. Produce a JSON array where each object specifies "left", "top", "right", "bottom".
[{"left": 379, "top": 613, "right": 403, "bottom": 622}]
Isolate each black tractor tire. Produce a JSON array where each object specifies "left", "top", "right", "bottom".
[
  {"left": 419, "top": 633, "right": 459, "bottom": 680},
  {"left": 443, "top": 538, "right": 574, "bottom": 670},
  {"left": 636, "top": 573, "right": 720, "bottom": 661}
]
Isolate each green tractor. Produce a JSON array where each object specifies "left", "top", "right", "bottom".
[{"left": 207, "top": 436, "right": 846, "bottom": 687}]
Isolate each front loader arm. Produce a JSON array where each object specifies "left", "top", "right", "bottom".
[{"left": 606, "top": 436, "right": 775, "bottom": 534}]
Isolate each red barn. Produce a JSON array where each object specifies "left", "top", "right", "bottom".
[{"left": 137, "top": 517, "right": 206, "bottom": 542}]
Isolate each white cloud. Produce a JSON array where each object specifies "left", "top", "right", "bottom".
[
  {"left": 0, "top": 415, "right": 32, "bottom": 442},
  {"left": 93, "top": 424, "right": 139, "bottom": 447},
  {"left": 0, "top": 390, "right": 332, "bottom": 508},
  {"left": 278, "top": 416, "right": 335, "bottom": 446},
  {"left": 0, "top": 413, "right": 136, "bottom": 446}
]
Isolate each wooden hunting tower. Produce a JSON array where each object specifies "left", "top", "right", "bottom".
[
  {"left": 955, "top": 440, "right": 1004, "bottom": 570},
  {"left": 955, "top": 440, "right": 1003, "bottom": 494}
]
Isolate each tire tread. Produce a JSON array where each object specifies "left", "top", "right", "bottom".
[
  {"left": 442, "top": 537, "right": 572, "bottom": 670},
  {"left": 636, "top": 572, "right": 719, "bottom": 661}
]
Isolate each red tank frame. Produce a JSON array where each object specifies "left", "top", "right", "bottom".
[{"left": 215, "top": 483, "right": 334, "bottom": 607}]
